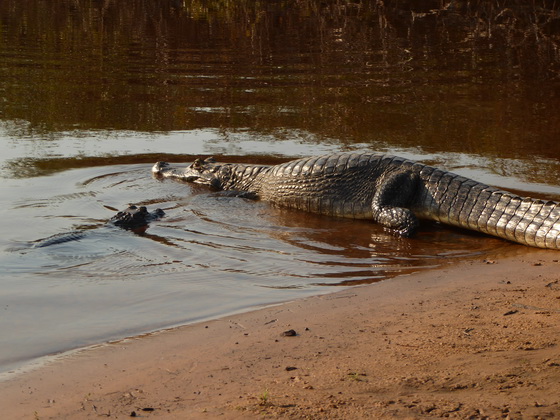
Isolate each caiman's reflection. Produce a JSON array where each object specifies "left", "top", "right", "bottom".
[
  {"left": 260, "top": 207, "right": 509, "bottom": 287},
  {"left": 161, "top": 191, "right": 512, "bottom": 288}
]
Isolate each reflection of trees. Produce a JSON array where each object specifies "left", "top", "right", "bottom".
[
  {"left": 381, "top": 1, "right": 560, "bottom": 79},
  {"left": 0, "top": 0, "right": 559, "bottom": 160}
]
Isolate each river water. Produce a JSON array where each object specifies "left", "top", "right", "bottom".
[{"left": 1, "top": 0, "right": 559, "bottom": 374}]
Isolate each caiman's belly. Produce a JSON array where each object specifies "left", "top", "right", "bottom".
[
  {"left": 266, "top": 194, "right": 374, "bottom": 219},
  {"left": 258, "top": 173, "right": 378, "bottom": 219}
]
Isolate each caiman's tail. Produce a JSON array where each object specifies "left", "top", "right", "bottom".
[{"left": 421, "top": 174, "right": 560, "bottom": 249}]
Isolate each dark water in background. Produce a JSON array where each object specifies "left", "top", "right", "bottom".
[{"left": 1, "top": 0, "right": 560, "bottom": 374}]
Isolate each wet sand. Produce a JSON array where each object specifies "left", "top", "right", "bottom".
[{"left": 1, "top": 249, "right": 559, "bottom": 419}]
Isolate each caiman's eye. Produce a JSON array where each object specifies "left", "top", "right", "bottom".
[{"left": 193, "top": 158, "right": 204, "bottom": 170}]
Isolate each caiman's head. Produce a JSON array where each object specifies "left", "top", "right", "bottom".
[
  {"left": 152, "top": 157, "right": 229, "bottom": 189},
  {"left": 110, "top": 205, "right": 165, "bottom": 230}
]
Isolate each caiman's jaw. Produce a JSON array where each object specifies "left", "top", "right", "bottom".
[
  {"left": 152, "top": 161, "right": 200, "bottom": 182},
  {"left": 153, "top": 158, "right": 226, "bottom": 189}
]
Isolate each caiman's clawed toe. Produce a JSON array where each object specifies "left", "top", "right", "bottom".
[{"left": 153, "top": 153, "right": 560, "bottom": 250}]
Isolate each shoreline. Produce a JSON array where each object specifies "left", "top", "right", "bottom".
[
  {"left": 2, "top": 248, "right": 559, "bottom": 419},
  {"left": 0, "top": 299, "right": 291, "bottom": 383}
]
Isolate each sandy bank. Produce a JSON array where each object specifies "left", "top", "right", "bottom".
[{"left": 1, "top": 249, "right": 559, "bottom": 419}]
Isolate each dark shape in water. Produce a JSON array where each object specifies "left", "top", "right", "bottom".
[
  {"left": 110, "top": 205, "right": 165, "bottom": 230},
  {"left": 32, "top": 205, "right": 165, "bottom": 248}
]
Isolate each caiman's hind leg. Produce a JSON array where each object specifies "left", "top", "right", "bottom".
[{"left": 371, "top": 171, "right": 420, "bottom": 237}]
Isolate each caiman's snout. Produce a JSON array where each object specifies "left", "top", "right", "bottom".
[
  {"left": 152, "top": 161, "right": 201, "bottom": 182},
  {"left": 153, "top": 157, "right": 223, "bottom": 184}
]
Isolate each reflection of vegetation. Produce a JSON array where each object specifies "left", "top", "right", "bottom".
[
  {"left": 3, "top": 155, "right": 161, "bottom": 179},
  {"left": 0, "top": 0, "right": 559, "bottom": 159},
  {"left": 3, "top": 153, "right": 289, "bottom": 178}
]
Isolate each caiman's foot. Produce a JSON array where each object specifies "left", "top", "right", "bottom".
[{"left": 373, "top": 207, "right": 419, "bottom": 237}]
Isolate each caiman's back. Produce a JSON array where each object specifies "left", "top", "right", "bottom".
[{"left": 256, "top": 153, "right": 389, "bottom": 218}]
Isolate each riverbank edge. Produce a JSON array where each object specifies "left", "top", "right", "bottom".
[{"left": 1, "top": 248, "right": 559, "bottom": 419}]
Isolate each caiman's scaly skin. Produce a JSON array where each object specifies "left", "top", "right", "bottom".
[
  {"left": 33, "top": 205, "right": 165, "bottom": 248},
  {"left": 152, "top": 153, "right": 560, "bottom": 249}
]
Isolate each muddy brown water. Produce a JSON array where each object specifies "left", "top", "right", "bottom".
[{"left": 1, "top": 1, "right": 559, "bottom": 374}]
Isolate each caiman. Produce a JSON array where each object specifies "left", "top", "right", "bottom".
[
  {"left": 32, "top": 205, "right": 165, "bottom": 248},
  {"left": 152, "top": 153, "right": 560, "bottom": 249}
]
